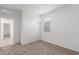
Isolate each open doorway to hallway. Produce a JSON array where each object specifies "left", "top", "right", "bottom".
[{"left": 0, "top": 18, "right": 14, "bottom": 47}]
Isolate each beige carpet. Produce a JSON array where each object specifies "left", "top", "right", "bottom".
[{"left": 0, "top": 40, "right": 79, "bottom": 55}]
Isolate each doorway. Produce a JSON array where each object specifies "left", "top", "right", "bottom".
[{"left": 0, "top": 18, "right": 14, "bottom": 47}]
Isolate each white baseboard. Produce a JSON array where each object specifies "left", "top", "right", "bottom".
[
  {"left": 20, "top": 38, "right": 79, "bottom": 52},
  {"left": 21, "top": 39, "right": 39, "bottom": 45},
  {"left": 42, "top": 39, "right": 79, "bottom": 52}
]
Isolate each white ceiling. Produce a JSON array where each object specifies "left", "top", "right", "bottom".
[{"left": 0, "top": 4, "right": 64, "bottom": 15}]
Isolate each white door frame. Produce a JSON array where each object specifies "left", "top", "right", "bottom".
[{"left": 0, "top": 18, "right": 14, "bottom": 47}]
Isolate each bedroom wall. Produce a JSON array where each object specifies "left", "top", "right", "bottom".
[
  {"left": 41, "top": 5, "right": 79, "bottom": 52},
  {"left": 21, "top": 9, "right": 40, "bottom": 44}
]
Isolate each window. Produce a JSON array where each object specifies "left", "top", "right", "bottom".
[{"left": 44, "top": 21, "right": 50, "bottom": 32}]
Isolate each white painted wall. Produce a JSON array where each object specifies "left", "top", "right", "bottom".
[
  {"left": 41, "top": 5, "right": 79, "bottom": 52},
  {"left": 21, "top": 9, "right": 40, "bottom": 44}
]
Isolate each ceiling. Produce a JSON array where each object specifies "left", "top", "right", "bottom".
[{"left": 0, "top": 4, "right": 65, "bottom": 15}]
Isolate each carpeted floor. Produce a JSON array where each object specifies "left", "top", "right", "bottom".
[{"left": 0, "top": 40, "right": 79, "bottom": 55}]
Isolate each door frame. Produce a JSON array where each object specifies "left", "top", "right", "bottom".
[{"left": 0, "top": 17, "right": 14, "bottom": 47}]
